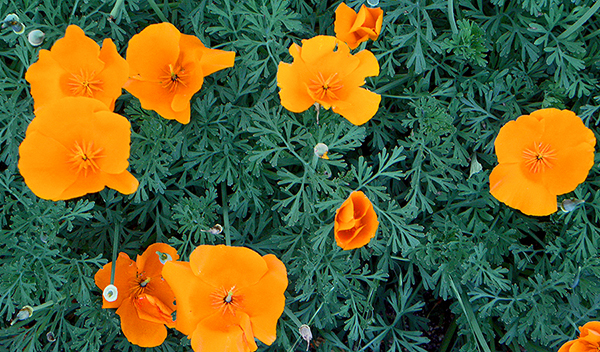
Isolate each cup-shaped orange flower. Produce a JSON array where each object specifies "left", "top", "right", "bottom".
[
  {"left": 277, "top": 35, "right": 381, "bottom": 126},
  {"left": 25, "top": 25, "right": 128, "bottom": 111},
  {"left": 18, "top": 97, "right": 138, "bottom": 201},
  {"left": 558, "top": 321, "right": 600, "bottom": 352},
  {"left": 334, "top": 191, "right": 379, "bottom": 250},
  {"left": 334, "top": 3, "right": 383, "bottom": 49},
  {"left": 94, "top": 243, "right": 179, "bottom": 347},
  {"left": 123, "top": 22, "right": 235, "bottom": 124},
  {"left": 489, "top": 108, "right": 596, "bottom": 216},
  {"left": 162, "top": 245, "right": 288, "bottom": 352}
]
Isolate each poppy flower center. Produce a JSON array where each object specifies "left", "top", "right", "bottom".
[
  {"left": 523, "top": 142, "right": 556, "bottom": 173},
  {"left": 308, "top": 72, "right": 344, "bottom": 101},
  {"left": 69, "top": 140, "right": 103, "bottom": 176},
  {"left": 68, "top": 69, "right": 103, "bottom": 97},
  {"left": 160, "top": 64, "right": 188, "bottom": 92},
  {"left": 211, "top": 286, "right": 243, "bottom": 315}
]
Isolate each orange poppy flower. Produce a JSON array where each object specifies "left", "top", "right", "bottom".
[
  {"left": 123, "top": 22, "right": 235, "bottom": 124},
  {"left": 334, "top": 191, "right": 379, "bottom": 250},
  {"left": 334, "top": 3, "right": 383, "bottom": 49},
  {"left": 162, "top": 245, "right": 288, "bottom": 352},
  {"left": 489, "top": 108, "right": 596, "bottom": 216},
  {"left": 277, "top": 35, "right": 380, "bottom": 126},
  {"left": 558, "top": 321, "right": 600, "bottom": 352},
  {"left": 94, "top": 243, "right": 179, "bottom": 347},
  {"left": 18, "top": 97, "right": 138, "bottom": 201},
  {"left": 25, "top": 25, "right": 128, "bottom": 111}
]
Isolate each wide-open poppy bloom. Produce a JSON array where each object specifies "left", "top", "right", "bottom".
[
  {"left": 162, "top": 245, "right": 288, "bottom": 352},
  {"left": 124, "top": 22, "right": 235, "bottom": 124},
  {"left": 277, "top": 35, "right": 380, "bottom": 126},
  {"left": 94, "top": 243, "right": 179, "bottom": 347},
  {"left": 334, "top": 191, "right": 379, "bottom": 250},
  {"left": 489, "top": 108, "right": 595, "bottom": 216},
  {"left": 558, "top": 321, "right": 600, "bottom": 352},
  {"left": 334, "top": 3, "right": 383, "bottom": 49},
  {"left": 25, "top": 25, "right": 128, "bottom": 111},
  {"left": 18, "top": 97, "right": 138, "bottom": 201}
]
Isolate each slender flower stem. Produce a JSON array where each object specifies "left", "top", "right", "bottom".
[
  {"left": 221, "top": 182, "right": 231, "bottom": 246},
  {"left": 110, "top": 225, "right": 119, "bottom": 285}
]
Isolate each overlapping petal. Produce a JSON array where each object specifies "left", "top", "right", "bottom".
[
  {"left": 124, "top": 22, "right": 235, "bottom": 124},
  {"left": 25, "top": 25, "right": 128, "bottom": 110},
  {"left": 94, "top": 244, "right": 178, "bottom": 347},
  {"left": 277, "top": 35, "right": 380, "bottom": 125},
  {"left": 334, "top": 3, "right": 383, "bottom": 49},
  {"left": 18, "top": 97, "right": 138, "bottom": 200},
  {"left": 162, "top": 245, "right": 288, "bottom": 352},
  {"left": 490, "top": 108, "right": 596, "bottom": 216},
  {"left": 334, "top": 191, "right": 379, "bottom": 250}
]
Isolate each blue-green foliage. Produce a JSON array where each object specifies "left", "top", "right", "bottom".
[{"left": 1, "top": 0, "right": 600, "bottom": 351}]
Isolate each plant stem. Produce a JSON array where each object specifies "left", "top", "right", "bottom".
[
  {"left": 222, "top": 182, "right": 231, "bottom": 246},
  {"left": 110, "top": 225, "right": 119, "bottom": 285}
]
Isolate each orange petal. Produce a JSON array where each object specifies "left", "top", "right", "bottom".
[
  {"left": 239, "top": 254, "right": 288, "bottom": 345},
  {"left": 344, "top": 213, "right": 379, "bottom": 250},
  {"left": 190, "top": 311, "right": 257, "bottom": 352},
  {"left": 580, "top": 321, "right": 600, "bottom": 338},
  {"left": 50, "top": 25, "right": 105, "bottom": 77},
  {"left": 332, "top": 87, "right": 381, "bottom": 125},
  {"left": 342, "top": 50, "right": 380, "bottom": 88},
  {"left": 57, "top": 171, "right": 106, "bottom": 200},
  {"left": 494, "top": 114, "right": 544, "bottom": 164},
  {"left": 137, "top": 243, "right": 180, "bottom": 279},
  {"left": 334, "top": 3, "right": 360, "bottom": 49},
  {"left": 162, "top": 261, "right": 215, "bottom": 336},
  {"left": 18, "top": 130, "right": 77, "bottom": 200},
  {"left": 489, "top": 163, "right": 557, "bottom": 216},
  {"left": 180, "top": 32, "right": 236, "bottom": 77},
  {"left": 95, "top": 38, "right": 129, "bottom": 110},
  {"left": 276, "top": 61, "right": 315, "bottom": 113},
  {"left": 94, "top": 252, "right": 137, "bottom": 309},
  {"left": 116, "top": 298, "right": 168, "bottom": 348},
  {"left": 126, "top": 22, "right": 181, "bottom": 80},
  {"left": 90, "top": 110, "right": 132, "bottom": 174},
  {"left": 124, "top": 78, "right": 177, "bottom": 118},
  {"left": 300, "top": 36, "right": 339, "bottom": 65},
  {"left": 103, "top": 170, "right": 139, "bottom": 195},
  {"left": 25, "top": 50, "right": 68, "bottom": 110},
  {"left": 134, "top": 293, "right": 175, "bottom": 326},
  {"left": 189, "top": 245, "right": 269, "bottom": 289},
  {"left": 557, "top": 340, "right": 575, "bottom": 352}
]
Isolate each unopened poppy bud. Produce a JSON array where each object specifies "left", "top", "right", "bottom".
[
  {"left": 202, "top": 224, "right": 223, "bottom": 235},
  {"left": 2, "top": 14, "right": 25, "bottom": 34},
  {"left": 314, "top": 143, "right": 329, "bottom": 160},
  {"left": 103, "top": 284, "right": 118, "bottom": 302},
  {"left": 10, "top": 305, "right": 33, "bottom": 325},
  {"left": 46, "top": 331, "right": 56, "bottom": 342},
  {"left": 560, "top": 198, "right": 585, "bottom": 213},
  {"left": 156, "top": 251, "right": 173, "bottom": 265},
  {"left": 367, "top": 0, "right": 380, "bottom": 6},
  {"left": 299, "top": 324, "right": 312, "bottom": 351},
  {"left": 27, "top": 29, "right": 45, "bottom": 46}
]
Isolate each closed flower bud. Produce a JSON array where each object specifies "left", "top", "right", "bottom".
[
  {"left": 27, "top": 29, "right": 45, "bottom": 46},
  {"left": 156, "top": 251, "right": 173, "bottom": 265},
  {"left": 299, "top": 324, "right": 312, "bottom": 351},
  {"left": 10, "top": 305, "right": 33, "bottom": 325},
  {"left": 560, "top": 198, "right": 585, "bottom": 213},
  {"left": 2, "top": 14, "right": 25, "bottom": 35},
  {"left": 103, "top": 284, "right": 118, "bottom": 302},
  {"left": 314, "top": 143, "right": 329, "bottom": 160}
]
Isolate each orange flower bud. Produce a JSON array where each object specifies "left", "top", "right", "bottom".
[{"left": 334, "top": 191, "right": 379, "bottom": 250}]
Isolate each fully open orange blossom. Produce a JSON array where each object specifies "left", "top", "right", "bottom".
[
  {"left": 558, "top": 321, "right": 600, "bottom": 352},
  {"left": 334, "top": 3, "right": 383, "bottom": 49},
  {"left": 25, "top": 25, "right": 128, "bottom": 111},
  {"left": 94, "top": 243, "right": 179, "bottom": 347},
  {"left": 124, "top": 22, "right": 235, "bottom": 124},
  {"left": 489, "top": 108, "right": 595, "bottom": 216},
  {"left": 18, "top": 97, "right": 138, "bottom": 201},
  {"left": 162, "top": 245, "right": 288, "bottom": 352},
  {"left": 334, "top": 191, "right": 379, "bottom": 250},
  {"left": 277, "top": 35, "right": 380, "bottom": 126}
]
